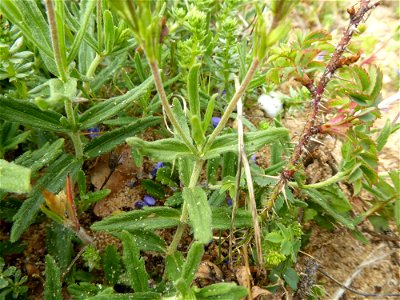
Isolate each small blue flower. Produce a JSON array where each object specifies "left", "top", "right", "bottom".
[
  {"left": 151, "top": 162, "right": 164, "bottom": 178},
  {"left": 135, "top": 200, "right": 146, "bottom": 209},
  {"left": 250, "top": 154, "right": 256, "bottom": 162},
  {"left": 87, "top": 126, "right": 100, "bottom": 139},
  {"left": 212, "top": 117, "right": 221, "bottom": 128},
  {"left": 227, "top": 198, "right": 233, "bottom": 206},
  {"left": 143, "top": 195, "right": 156, "bottom": 206}
]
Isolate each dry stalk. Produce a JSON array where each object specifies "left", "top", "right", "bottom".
[{"left": 230, "top": 77, "right": 263, "bottom": 267}]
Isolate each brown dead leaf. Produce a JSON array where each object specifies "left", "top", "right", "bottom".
[
  {"left": 236, "top": 265, "right": 251, "bottom": 287},
  {"left": 251, "top": 286, "right": 273, "bottom": 300},
  {"left": 194, "top": 261, "right": 223, "bottom": 287}
]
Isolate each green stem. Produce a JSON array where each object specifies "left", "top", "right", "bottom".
[
  {"left": 97, "top": 0, "right": 103, "bottom": 52},
  {"left": 45, "top": 0, "right": 68, "bottom": 82},
  {"left": 64, "top": 98, "right": 83, "bottom": 159},
  {"left": 289, "top": 171, "right": 348, "bottom": 189},
  {"left": 84, "top": 53, "right": 104, "bottom": 91},
  {"left": 149, "top": 61, "right": 199, "bottom": 155},
  {"left": 203, "top": 59, "right": 260, "bottom": 153},
  {"left": 166, "top": 159, "right": 204, "bottom": 255}
]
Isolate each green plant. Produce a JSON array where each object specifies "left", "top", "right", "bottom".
[{"left": 0, "top": 258, "right": 28, "bottom": 299}]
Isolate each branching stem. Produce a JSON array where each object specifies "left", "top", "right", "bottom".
[{"left": 149, "top": 61, "right": 199, "bottom": 155}]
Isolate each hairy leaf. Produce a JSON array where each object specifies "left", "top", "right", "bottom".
[
  {"left": 204, "top": 128, "right": 288, "bottom": 159},
  {"left": 79, "top": 76, "right": 154, "bottom": 129},
  {"left": 84, "top": 117, "right": 160, "bottom": 158},
  {"left": 195, "top": 282, "right": 248, "bottom": 299},
  {"left": 44, "top": 255, "right": 62, "bottom": 300},
  {"left": 120, "top": 231, "right": 149, "bottom": 292},
  {"left": 181, "top": 242, "right": 204, "bottom": 286},
  {"left": 183, "top": 187, "right": 212, "bottom": 243},
  {"left": 127, "top": 137, "right": 195, "bottom": 162},
  {"left": 0, "top": 97, "right": 68, "bottom": 132},
  {"left": 0, "top": 159, "right": 31, "bottom": 193},
  {"left": 91, "top": 207, "right": 180, "bottom": 233}
]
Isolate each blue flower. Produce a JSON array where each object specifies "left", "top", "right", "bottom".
[
  {"left": 227, "top": 198, "right": 233, "bottom": 206},
  {"left": 143, "top": 195, "right": 156, "bottom": 206},
  {"left": 250, "top": 154, "right": 256, "bottom": 162},
  {"left": 135, "top": 200, "right": 146, "bottom": 209},
  {"left": 151, "top": 162, "right": 164, "bottom": 178},
  {"left": 87, "top": 126, "right": 100, "bottom": 139},
  {"left": 212, "top": 117, "right": 221, "bottom": 128}
]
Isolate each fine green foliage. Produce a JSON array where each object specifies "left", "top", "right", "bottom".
[
  {"left": 0, "top": 257, "right": 28, "bottom": 299},
  {"left": 0, "top": 0, "right": 397, "bottom": 299}
]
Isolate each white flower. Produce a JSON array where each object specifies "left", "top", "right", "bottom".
[{"left": 257, "top": 92, "right": 283, "bottom": 118}]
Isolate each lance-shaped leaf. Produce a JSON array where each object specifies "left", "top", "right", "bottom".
[
  {"left": 165, "top": 252, "right": 185, "bottom": 282},
  {"left": 91, "top": 207, "right": 181, "bottom": 233},
  {"left": 0, "top": 97, "right": 68, "bottom": 132},
  {"left": 183, "top": 187, "right": 212, "bottom": 243},
  {"left": 79, "top": 76, "right": 154, "bottom": 129},
  {"left": 84, "top": 116, "right": 160, "bottom": 158},
  {"left": 102, "top": 245, "right": 121, "bottom": 286},
  {"left": 44, "top": 255, "right": 62, "bottom": 300},
  {"left": 113, "top": 230, "right": 167, "bottom": 253},
  {"left": 67, "top": 0, "right": 96, "bottom": 63},
  {"left": 194, "top": 282, "right": 248, "bottom": 300},
  {"left": 204, "top": 128, "right": 288, "bottom": 159},
  {"left": 181, "top": 242, "right": 204, "bottom": 286},
  {"left": 127, "top": 137, "right": 195, "bottom": 162},
  {"left": 171, "top": 98, "right": 192, "bottom": 143},
  {"left": 15, "top": 139, "right": 65, "bottom": 174},
  {"left": 11, "top": 154, "right": 82, "bottom": 242},
  {"left": 0, "top": 160, "right": 31, "bottom": 193},
  {"left": 120, "top": 231, "right": 149, "bottom": 292},
  {"left": 187, "top": 64, "right": 201, "bottom": 118}
]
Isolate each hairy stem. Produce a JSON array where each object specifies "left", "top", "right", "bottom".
[
  {"left": 84, "top": 53, "right": 104, "bottom": 91},
  {"left": 149, "top": 61, "right": 199, "bottom": 155},
  {"left": 45, "top": 0, "right": 68, "bottom": 82},
  {"left": 166, "top": 159, "right": 204, "bottom": 255},
  {"left": 64, "top": 99, "right": 83, "bottom": 159}
]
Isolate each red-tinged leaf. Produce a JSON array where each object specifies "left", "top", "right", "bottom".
[
  {"left": 352, "top": 66, "right": 370, "bottom": 91},
  {"left": 358, "top": 152, "right": 378, "bottom": 169},
  {"left": 360, "top": 164, "right": 378, "bottom": 186},
  {"left": 328, "top": 97, "right": 349, "bottom": 108},
  {"left": 348, "top": 90, "right": 371, "bottom": 106},
  {"left": 66, "top": 174, "right": 80, "bottom": 231},
  {"left": 303, "top": 30, "right": 331, "bottom": 45},
  {"left": 368, "top": 66, "right": 383, "bottom": 101},
  {"left": 300, "top": 49, "right": 320, "bottom": 67}
]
